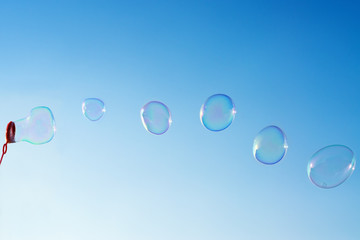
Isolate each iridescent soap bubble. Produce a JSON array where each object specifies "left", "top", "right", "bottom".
[
  {"left": 82, "top": 98, "right": 105, "bottom": 121},
  {"left": 253, "top": 125, "right": 288, "bottom": 165},
  {"left": 200, "top": 94, "right": 236, "bottom": 131},
  {"left": 140, "top": 101, "right": 172, "bottom": 135},
  {"left": 2, "top": 106, "right": 56, "bottom": 166},
  {"left": 308, "top": 145, "right": 356, "bottom": 189},
  {"left": 10, "top": 106, "right": 56, "bottom": 145}
]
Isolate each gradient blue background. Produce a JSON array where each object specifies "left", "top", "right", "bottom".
[{"left": 0, "top": 1, "right": 359, "bottom": 239}]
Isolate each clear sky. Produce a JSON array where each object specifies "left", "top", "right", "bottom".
[{"left": 0, "top": 0, "right": 360, "bottom": 239}]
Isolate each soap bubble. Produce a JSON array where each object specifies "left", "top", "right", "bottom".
[
  {"left": 308, "top": 145, "right": 356, "bottom": 189},
  {"left": 13, "top": 106, "right": 56, "bottom": 144},
  {"left": 82, "top": 98, "right": 105, "bottom": 121},
  {"left": 253, "top": 125, "right": 288, "bottom": 165},
  {"left": 200, "top": 94, "right": 236, "bottom": 131},
  {"left": 140, "top": 101, "right": 171, "bottom": 135}
]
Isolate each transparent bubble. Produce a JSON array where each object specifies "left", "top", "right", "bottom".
[
  {"left": 253, "top": 125, "right": 288, "bottom": 165},
  {"left": 200, "top": 94, "right": 236, "bottom": 131},
  {"left": 308, "top": 145, "right": 356, "bottom": 189},
  {"left": 82, "top": 98, "right": 105, "bottom": 121},
  {"left": 14, "top": 106, "right": 56, "bottom": 145},
  {"left": 140, "top": 101, "right": 172, "bottom": 135}
]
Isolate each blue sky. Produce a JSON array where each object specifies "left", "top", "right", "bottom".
[{"left": 0, "top": 0, "right": 360, "bottom": 239}]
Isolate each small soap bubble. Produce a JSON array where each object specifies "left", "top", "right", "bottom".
[
  {"left": 140, "top": 101, "right": 171, "bottom": 135},
  {"left": 253, "top": 125, "right": 288, "bottom": 165},
  {"left": 82, "top": 98, "right": 105, "bottom": 121},
  {"left": 308, "top": 145, "right": 356, "bottom": 189},
  {"left": 200, "top": 94, "right": 236, "bottom": 131}
]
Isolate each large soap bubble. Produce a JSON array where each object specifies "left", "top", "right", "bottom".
[
  {"left": 308, "top": 145, "right": 356, "bottom": 189},
  {"left": 253, "top": 125, "right": 288, "bottom": 165}
]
